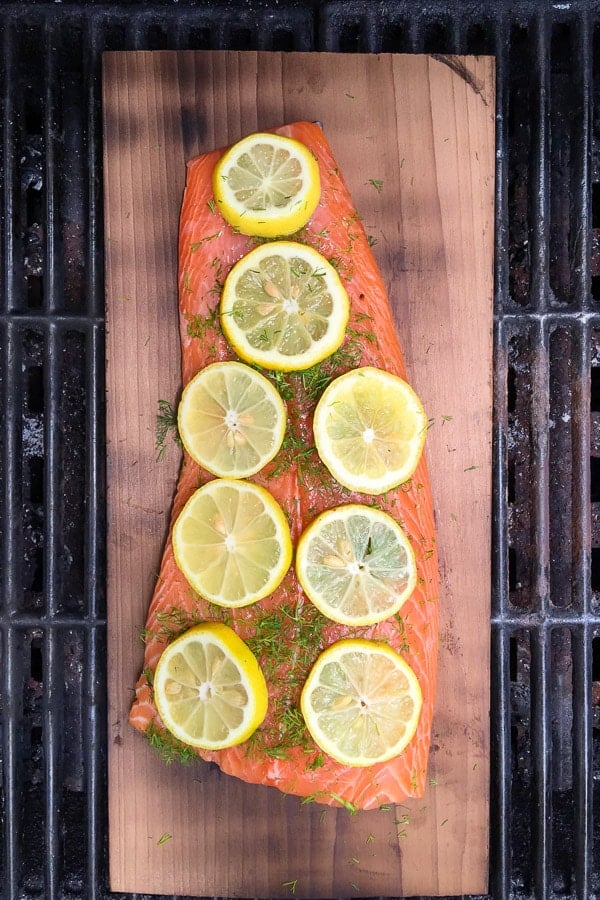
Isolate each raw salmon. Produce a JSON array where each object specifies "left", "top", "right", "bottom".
[{"left": 129, "top": 121, "right": 439, "bottom": 810}]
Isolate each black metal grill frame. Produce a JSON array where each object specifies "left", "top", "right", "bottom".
[{"left": 1, "top": 1, "right": 599, "bottom": 898}]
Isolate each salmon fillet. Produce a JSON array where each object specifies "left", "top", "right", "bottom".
[{"left": 129, "top": 121, "right": 439, "bottom": 811}]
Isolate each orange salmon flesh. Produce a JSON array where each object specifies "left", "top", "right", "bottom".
[{"left": 129, "top": 121, "right": 439, "bottom": 810}]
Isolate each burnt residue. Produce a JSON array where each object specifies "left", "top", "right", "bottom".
[
  {"left": 431, "top": 53, "right": 490, "bottom": 105},
  {"left": 1, "top": 2, "right": 600, "bottom": 899}
]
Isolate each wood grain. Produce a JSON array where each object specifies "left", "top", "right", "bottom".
[{"left": 103, "top": 50, "right": 495, "bottom": 898}]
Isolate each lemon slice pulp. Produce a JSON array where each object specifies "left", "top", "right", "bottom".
[
  {"left": 300, "top": 639, "right": 422, "bottom": 767},
  {"left": 172, "top": 478, "right": 292, "bottom": 608},
  {"left": 178, "top": 361, "right": 286, "bottom": 478},
  {"left": 220, "top": 241, "right": 349, "bottom": 372},
  {"left": 313, "top": 366, "right": 428, "bottom": 494},
  {"left": 296, "top": 504, "right": 417, "bottom": 626},
  {"left": 212, "top": 132, "right": 321, "bottom": 237},
  {"left": 153, "top": 623, "right": 268, "bottom": 749}
]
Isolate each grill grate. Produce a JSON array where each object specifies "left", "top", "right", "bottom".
[{"left": 1, "top": 1, "right": 599, "bottom": 898}]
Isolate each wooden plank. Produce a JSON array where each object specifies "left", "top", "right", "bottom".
[{"left": 103, "top": 50, "right": 495, "bottom": 898}]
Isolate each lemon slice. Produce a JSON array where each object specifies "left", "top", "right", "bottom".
[
  {"left": 212, "top": 132, "right": 321, "bottom": 237},
  {"left": 300, "top": 639, "right": 422, "bottom": 767},
  {"left": 296, "top": 504, "right": 417, "bottom": 626},
  {"left": 153, "top": 623, "right": 268, "bottom": 749},
  {"left": 313, "top": 366, "right": 428, "bottom": 494},
  {"left": 220, "top": 241, "right": 349, "bottom": 372},
  {"left": 172, "top": 478, "right": 292, "bottom": 608},
  {"left": 178, "top": 361, "right": 286, "bottom": 478}
]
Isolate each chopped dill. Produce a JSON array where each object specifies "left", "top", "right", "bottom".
[
  {"left": 186, "top": 304, "right": 219, "bottom": 339},
  {"left": 282, "top": 879, "right": 298, "bottom": 894},
  {"left": 155, "top": 399, "right": 181, "bottom": 461},
  {"left": 207, "top": 198, "right": 216, "bottom": 214},
  {"left": 367, "top": 178, "right": 383, "bottom": 193},
  {"left": 280, "top": 706, "right": 310, "bottom": 746},
  {"left": 330, "top": 793, "right": 358, "bottom": 814},
  {"left": 367, "top": 234, "right": 378, "bottom": 247},
  {"left": 252, "top": 366, "right": 294, "bottom": 401},
  {"left": 190, "top": 231, "right": 221, "bottom": 252},
  {"left": 157, "top": 832, "right": 172, "bottom": 845},
  {"left": 145, "top": 721, "right": 196, "bottom": 766},
  {"left": 243, "top": 603, "right": 330, "bottom": 760},
  {"left": 143, "top": 666, "right": 154, "bottom": 686},
  {"left": 152, "top": 605, "right": 223, "bottom": 644}
]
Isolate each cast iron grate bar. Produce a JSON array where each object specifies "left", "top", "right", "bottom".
[{"left": 1, "top": 1, "right": 600, "bottom": 899}]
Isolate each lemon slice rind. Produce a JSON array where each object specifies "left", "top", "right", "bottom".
[
  {"left": 296, "top": 504, "right": 417, "bottom": 626},
  {"left": 300, "top": 639, "right": 422, "bottom": 767},
  {"left": 172, "top": 479, "right": 293, "bottom": 608},
  {"left": 313, "top": 366, "right": 428, "bottom": 495},
  {"left": 178, "top": 361, "right": 287, "bottom": 478},
  {"left": 212, "top": 132, "right": 321, "bottom": 237},
  {"left": 220, "top": 241, "right": 349, "bottom": 372},
  {"left": 154, "top": 623, "right": 268, "bottom": 750}
]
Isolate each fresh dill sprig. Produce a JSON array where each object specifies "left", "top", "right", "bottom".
[
  {"left": 145, "top": 721, "right": 196, "bottom": 766},
  {"left": 251, "top": 366, "right": 295, "bottom": 401},
  {"left": 155, "top": 399, "right": 182, "bottom": 461},
  {"left": 307, "top": 753, "right": 326, "bottom": 770},
  {"left": 153, "top": 606, "right": 217, "bottom": 643},
  {"left": 186, "top": 304, "right": 219, "bottom": 340},
  {"left": 279, "top": 705, "right": 310, "bottom": 747},
  {"left": 330, "top": 793, "right": 358, "bottom": 814},
  {"left": 295, "top": 314, "right": 377, "bottom": 402}
]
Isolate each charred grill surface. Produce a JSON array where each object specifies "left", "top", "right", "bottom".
[{"left": 0, "top": 1, "right": 599, "bottom": 897}]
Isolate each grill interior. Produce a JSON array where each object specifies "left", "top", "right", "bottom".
[{"left": 1, "top": 1, "right": 599, "bottom": 898}]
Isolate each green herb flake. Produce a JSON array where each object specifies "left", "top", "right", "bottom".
[
  {"left": 157, "top": 832, "right": 172, "bottom": 845},
  {"left": 155, "top": 399, "right": 182, "bottom": 461},
  {"left": 186, "top": 305, "right": 219, "bottom": 340},
  {"left": 367, "top": 178, "right": 383, "bottom": 193},
  {"left": 330, "top": 793, "right": 358, "bottom": 815},
  {"left": 282, "top": 879, "right": 298, "bottom": 894},
  {"left": 190, "top": 231, "right": 222, "bottom": 253},
  {"left": 145, "top": 721, "right": 196, "bottom": 766}
]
